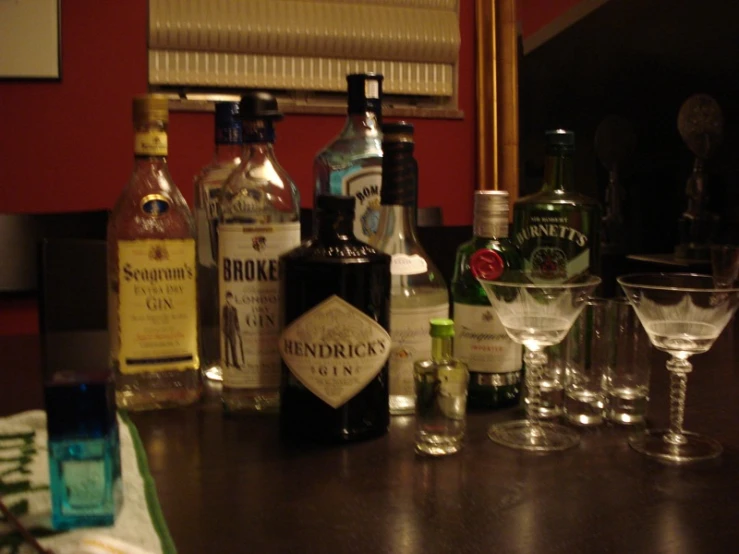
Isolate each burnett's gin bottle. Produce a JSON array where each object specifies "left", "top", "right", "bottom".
[
  {"left": 314, "top": 73, "right": 383, "bottom": 242},
  {"left": 218, "top": 92, "right": 300, "bottom": 412}
]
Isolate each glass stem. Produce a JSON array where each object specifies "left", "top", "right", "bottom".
[
  {"left": 524, "top": 348, "right": 547, "bottom": 429},
  {"left": 665, "top": 357, "right": 692, "bottom": 445}
]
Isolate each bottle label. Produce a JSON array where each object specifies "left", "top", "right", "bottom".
[
  {"left": 134, "top": 131, "right": 167, "bottom": 156},
  {"left": 62, "top": 459, "right": 106, "bottom": 507},
  {"left": 116, "top": 239, "right": 198, "bottom": 375},
  {"left": 453, "top": 303, "right": 521, "bottom": 374},
  {"left": 342, "top": 167, "right": 382, "bottom": 242},
  {"left": 196, "top": 183, "right": 222, "bottom": 267},
  {"left": 218, "top": 222, "right": 300, "bottom": 389},
  {"left": 390, "top": 254, "right": 428, "bottom": 276},
  {"left": 279, "top": 295, "right": 392, "bottom": 408},
  {"left": 513, "top": 210, "right": 590, "bottom": 282},
  {"left": 389, "top": 303, "right": 449, "bottom": 396}
]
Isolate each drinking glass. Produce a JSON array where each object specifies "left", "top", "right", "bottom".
[
  {"left": 618, "top": 273, "right": 739, "bottom": 462},
  {"left": 711, "top": 245, "right": 739, "bottom": 288},
  {"left": 477, "top": 273, "right": 601, "bottom": 451}
]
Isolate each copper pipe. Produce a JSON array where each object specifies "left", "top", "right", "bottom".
[{"left": 476, "top": 0, "right": 519, "bottom": 215}]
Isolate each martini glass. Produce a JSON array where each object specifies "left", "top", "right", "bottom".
[
  {"left": 618, "top": 273, "right": 739, "bottom": 462},
  {"left": 477, "top": 273, "right": 601, "bottom": 451}
]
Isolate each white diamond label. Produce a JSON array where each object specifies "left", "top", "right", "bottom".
[{"left": 279, "top": 295, "right": 391, "bottom": 408}]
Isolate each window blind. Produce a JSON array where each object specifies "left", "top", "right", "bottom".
[{"left": 148, "top": 0, "right": 460, "bottom": 98}]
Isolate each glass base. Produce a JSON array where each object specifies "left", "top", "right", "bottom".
[
  {"left": 628, "top": 429, "right": 722, "bottom": 463},
  {"left": 487, "top": 420, "right": 580, "bottom": 452}
]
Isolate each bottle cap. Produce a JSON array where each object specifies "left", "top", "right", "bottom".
[
  {"left": 44, "top": 371, "right": 117, "bottom": 440},
  {"left": 133, "top": 94, "right": 169, "bottom": 124},
  {"left": 214, "top": 101, "right": 241, "bottom": 144},
  {"left": 382, "top": 121, "right": 414, "bottom": 143},
  {"left": 545, "top": 129, "right": 575, "bottom": 150},
  {"left": 239, "top": 91, "right": 283, "bottom": 121},
  {"left": 347, "top": 73, "right": 383, "bottom": 115},
  {"left": 381, "top": 121, "right": 416, "bottom": 207},
  {"left": 429, "top": 318, "right": 455, "bottom": 338},
  {"left": 474, "top": 190, "right": 509, "bottom": 216},
  {"left": 316, "top": 194, "right": 355, "bottom": 215}
]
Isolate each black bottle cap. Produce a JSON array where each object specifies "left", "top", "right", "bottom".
[
  {"left": 382, "top": 121, "right": 414, "bottom": 142},
  {"left": 347, "top": 73, "right": 383, "bottom": 115},
  {"left": 545, "top": 129, "right": 575, "bottom": 147},
  {"left": 381, "top": 121, "right": 416, "bottom": 207},
  {"left": 45, "top": 371, "right": 116, "bottom": 440},
  {"left": 239, "top": 91, "right": 283, "bottom": 121},
  {"left": 316, "top": 194, "right": 355, "bottom": 215}
]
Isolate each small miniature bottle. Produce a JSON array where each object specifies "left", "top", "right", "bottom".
[
  {"left": 314, "top": 73, "right": 384, "bottom": 242},
  {"left": 218, "top": 91, "right": 301, "bottom": 412},
  {"left": 108, "top": 94, "right": 200, "bottom": 410},
  {"left": 45, "top": 371, "right": 122, "bottom": 530},
  {"left": 194, "top": 101, "right": 242, "bottom": 382},
  {"left": 279, "top": 194, "right": 391, "bottom": 443},
  {"left": 451, "top": 191, "right": 522, "bottom": 410},
  {"left": 370, "top": 122, "right": 449, "bottom": 415},
  {"left": 413, "top": 319, "right": 469, "bottom": 456}
]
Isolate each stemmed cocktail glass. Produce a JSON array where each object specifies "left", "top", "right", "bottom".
[
  {"left": 477, "top": 272, "right": 601, "bottom": 452},
  {"left": 618, "top": 273, "right": 739, "bottom": 462}
]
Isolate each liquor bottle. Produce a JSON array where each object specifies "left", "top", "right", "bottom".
[
  {"left": 218, "top": 91, "right": 300, "bottom": 412},
  {"left": 512, "top": 129, "right": 600, "bottom": 281},
  {"left": 108, "top": 94, "right": 200, "bottom": 410},
  {"left": 194, "top": 101, "right": 242, "bottom": 382},
  {"left": 413, "top": 318, "right": 469, "bottom": 456},
  {"left": 314, "top": 73, "right": 383, "bottom": 242},
  {"left": 370, "top": 122, "right": 449, "bottom": 415},
  {"left": 452, "top": 190, "right": 523, "bottom": 410},
  {"left": 279, "top": 195, "right": 391, "bottom": 443}
]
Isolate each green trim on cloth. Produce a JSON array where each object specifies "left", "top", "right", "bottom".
[{"left": 119, "top": 412, "right": 177, "bottom": 554}]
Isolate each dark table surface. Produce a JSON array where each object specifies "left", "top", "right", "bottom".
[{"left": 2, "top": 324, "right": 739, "bottom": 553}]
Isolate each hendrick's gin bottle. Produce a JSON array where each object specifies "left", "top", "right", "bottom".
[{"left": 279, "top": 195, "right": 391, "bottom": 443}]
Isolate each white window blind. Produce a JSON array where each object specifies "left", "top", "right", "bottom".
[{"left": 148, "top": 0, "right": 461, "bottom": 110}]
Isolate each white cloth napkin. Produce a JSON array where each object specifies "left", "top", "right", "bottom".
[{"left": 0, "top": 411, "right": 170, "bottom": 554}]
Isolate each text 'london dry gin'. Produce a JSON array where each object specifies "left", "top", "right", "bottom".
[
  {"left": 108, "top": 94, "right": 200, "bottom": 411},
  {"left": 218, "top": 91, "right": 300, "bottom": 412},
  {"left": 314, "top": 73, "right": 384, "bottom": 243},
  {"left": 513, "top": 129, "right": 600, "bottom": 282},
  {"left": 279, "top": 195, "right": 391, "bottom": 444}
]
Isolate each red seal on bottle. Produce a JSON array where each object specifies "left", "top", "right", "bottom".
[{"left": 470, "top": 249, "right": 504, "bottom": 281}]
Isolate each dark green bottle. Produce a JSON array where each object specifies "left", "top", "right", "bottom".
[
  {"left": 451, "top": 191, "right": 523, "bottom": 410},
  {"left": 512, "top": 129, "right": 600, "bottom": 281}
]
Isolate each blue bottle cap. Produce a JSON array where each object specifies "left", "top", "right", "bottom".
[
  {"left": 214, "top": 101, "right": 242, "bottom": 144},
  {"left": 44, "top": 371, "right": 116, "bottom": 440}
]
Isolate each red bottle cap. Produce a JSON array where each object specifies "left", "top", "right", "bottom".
[{"left": 470, "top": 249, "right": 504, "bottom": 281}]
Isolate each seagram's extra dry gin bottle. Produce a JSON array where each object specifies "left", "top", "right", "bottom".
[
  {"left": 314, "top": 73, "right": 383, "bottom": 243},
  {"left": 108, "top": 94, "right": 200, "bottom": 410},
  {"left": 217, "top": 92, "right": 300, "bottom": 413}
]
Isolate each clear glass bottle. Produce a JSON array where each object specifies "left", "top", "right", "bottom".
[
  {"left": 414, "top": 318, "right": 469, "bottom": 456},
  {"left": 45, "top": 371, "right": 122, "bottom": 530},
  {"left": 194, "top": 101, "right": 242, "bottom": 382},
  {"left": 512, "top": 129, "right": 601, "bottom": 281},
  {"left": 108, "top": 94, "right": 201, "bottom": 411},
  {"left": 452, "top": 191, "right": 523, "bottom": 410},
  {"left": 279, "top": 195, "right": 391, "bottom": 443},
  {"left": 218, "top": 91, "right": 301, "bottom": 412},
  {"left": 314, "top": 73, "right": 383, "bottom": 243},
  {"left": 370, "top": 122, "right": 449, "bottom": 415}
]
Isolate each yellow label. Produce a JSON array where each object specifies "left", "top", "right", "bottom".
[
  {"left": 116, "top": 239, "right": 198, "bottom": 374},
  {"left": 134, "top": 131, "right": 168, "bottom": 156}
]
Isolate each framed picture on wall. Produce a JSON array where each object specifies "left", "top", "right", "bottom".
[{"left": 0, "top": 0, "right": 61, "bottom": 80}]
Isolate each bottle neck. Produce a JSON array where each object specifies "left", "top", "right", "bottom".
[
  {"left": 375, "top": 205, "right": 419, "bottom": 243},
  {"left": 316, "top": 211, "right": 355, "bottom": 243},
  {"left": 541, "top": 149, "right": 574, "bottom": 193},
  {"left": 342, "top": 112, "right": 381, "bottom": 137},
  {"left": 377, "top": 142, "right": 418, "bottom": 241},
  {"left": 133, "top": 121, "right": 168, "bottom": 159},
  {"left": 474, "top": 212, "right": 508, "bottom": 239},
  {"left": 240, "top": 142, "right": 276, "bottom": 164},
  {"left": 214, "top": 143, "right": 242, "bottom": 164},
  {"left": 432, "top": 336, "right": 453, "bottom": 361}
]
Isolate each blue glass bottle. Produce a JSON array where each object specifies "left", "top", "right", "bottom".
[{"left": 45, "top": 371, "right": 122, "bottom": 529}]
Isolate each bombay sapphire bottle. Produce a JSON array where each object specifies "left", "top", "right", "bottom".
[
  {"left": 314, "top": 73, "right": 383, "bottom": 243},
  {"left": 45, "top": 371, "right": 122, "bottom": 530},
  {"left": 194, "top": 102, "right": 242, "bottom": 382},
  {"left": 279, "top": 195, "right": 391, "bottom": 443},
  {"left": 218, "top": 92, "right": 301, "bottom": 412}
]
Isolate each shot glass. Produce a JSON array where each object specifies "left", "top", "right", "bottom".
[
  {"left": 563, "top": 299, "right": 609, "bottom": 426},
  {"left": 604, "top": 297, "right": 651, "bottom": 425}
]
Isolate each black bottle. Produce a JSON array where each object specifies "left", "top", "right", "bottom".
[{"left": 279, "top": 195, "right": 391, "bottom": 443}]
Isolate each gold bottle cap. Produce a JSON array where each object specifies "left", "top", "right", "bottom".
[{"left": 133, "top": 94, "right": 169, "bottom": 124}]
